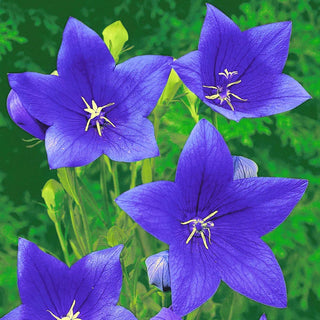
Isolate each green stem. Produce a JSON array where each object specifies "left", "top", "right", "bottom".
[
  {"left": 227, "top": 293, "right": 235, "bottom": 320},
  {"left": 78, "top": 203, "right": 92, "bottom": 252},
  {"left": 68, "top": 198, "right": 86, "bottom": 256},
  {"left": 212, "top": 110, "right": 218, "bottom": 129},
  {"left": 54, "top": 221, "right": 71, "bottom": 266},
  {"left": 100, "top": 156, "right": 110, "bottom": 224},
  {"left": 111, "top": 161, "right": 120, "bottom": 197},
  {"left": 130, "top": 162, "right": 137, "bottom": 189},
  {"left": 140, "top": 287, "right": 158, "bottom": 300}
]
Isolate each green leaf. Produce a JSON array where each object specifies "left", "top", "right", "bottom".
[
  {"left": 106, "top": 225, "right": 126, "bottom": 247},
  {"left": 102, "top": 20, "right": 128, "bottom": 63},
  {"left": 57, "top": 168, "right": 80, "bottom": 205}
]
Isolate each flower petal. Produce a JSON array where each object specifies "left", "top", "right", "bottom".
[
  {"left": 7, "top": 90, "right": 47, "bottom": 140},
  {"left": 0, "top": 306, "right": 23, "bottom": 320},
  {"left": 213, "top": 236, "right": 287, "bottom": 308},
  {"left": 241, "top": 21, "right": 291, "bottom": 75},
  {"left": 109, "top": 55, "right": 173, "bottom": 117},
  {"left": 71, "top": 245, "right": 124, "bottom": 314},
  {"left": 57, "top": 17, "right": 115, "bottom": 102},
  {"left": 213, "top": 177, "right": 308, "bottom": 237},
  {"left": 227, "top": 73, "right": 311, "bottom": 120},
  {"left": 260, "top": 314, "right": 267, "bottom": 320},
  {"left": 146, "top": 251, "right": 170, "bottom": 291},
  {"left": 172, "top": 51, "right": 204, "bottom": 100},
  {"left": 151, "top": 308, "right": 182, "bottom": 320},
  {"left": 199, "top": 4, "right": 240, "bottom": 53},
  {"left": 115, "top": 181, "right": 181, "bottom": 244},
  {"left": 8, "top": 72, "right": 82, "bottom": 126},
  {"left": 170, "top": 243, "right": 221, "bottom": 316},
  {"left": 175, "top": 119, "right": 233, "bottom": 218},
  {"left": 17, "top": 238, "right": 69, "bottom": 317},
  {"left": 102, "top": 117, "right": 159, "bottom": 162},
  {"left": 45, "top": 119, "right": 104, "bottom": 169},
  {"left": 98, "top": 306, "right": 137, "bottom": 320},
  {"left": 232, "top": 156, "right": 258, "bottom": 180},
  {"left": 199, "top": 4, "right": 241, "bottom": 87}
]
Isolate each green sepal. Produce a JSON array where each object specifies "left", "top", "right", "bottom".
[
  {"left": 41, "top": 179, "right": 65, "bottom": 223},
  {"left": 102, "top": 20, "right": 128, "bottom": 63}
]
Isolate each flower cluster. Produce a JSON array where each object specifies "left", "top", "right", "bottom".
[{"left": 3, "top": 3, "right": 310, "bottom": 320}]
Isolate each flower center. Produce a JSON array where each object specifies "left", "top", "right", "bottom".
[
  {"left": 203, "top": 68, "right": 247, "bottom": 111},
  {"left": 181, "top": 210, "right": 218, "bottom": 249},
  {"left": 82, "top": 96, "right": 115, "bottom": 136},
  {"left": 48, "top": 300, "right": 81, "bottom": 320}
]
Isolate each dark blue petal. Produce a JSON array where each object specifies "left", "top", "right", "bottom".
[
  {"left": 8, "top": 72, "right": 81, "bottom": 126},
  {"left": 175, "top": 119, "right": 233, "bottom": 219},
  {"left": 170, "top": 243, "right": 221, "bottom": 316},
  {"left": 0, "top": 306, "right": 22, "bottom": 320},
  {"left": 241, "top": 21, "right": 292, "bottom": 74},
  {"left": 172, "top": 51, "right": 204, "bottom": 100},
  {"left": 71, "top": 245, "right": 124, "bottom": 315},
  {"left": 151, "top": 308, "right": 182, "bottom": 320},
  {"left": 145, "top": 251, "right": 170, "bottom": 291},
  {"left": 99, "top": 306, "right": 137, "bottom": 320},
  {"left": 44, "top": 120, "right": 104, "bottom": 169},
  {"left": 0, "top": 305, "right": 52, "bottom": 320},
  {"left": 101, "top": 117, "right": 159, "bottom": 162},
  {"left": 232, "top": 156, "right": 258, "bottom": 180},
  {"left": 213, "top": 177, "right": 308, "bottom": 237},
  {"left": 213, "top": 236, "right": 287, "bottom": 308},
  {"left": 116, "top": 181, "right": 181, "bottom": 244},
  {"left": 7, "top": 90, "right": 47, "bottom": 140},
  {"left": 57, "top": 17, "right": 115, "bottom": 102},
  {"left": 109, "top": 55, "right": 173, "bottom": 117},
  {"left": 17, "top": 239, "right": 70, "bottom": 318}
]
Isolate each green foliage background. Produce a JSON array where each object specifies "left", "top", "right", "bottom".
[{"left": 0, "top": 0, "right": 319, "bottom": 319}]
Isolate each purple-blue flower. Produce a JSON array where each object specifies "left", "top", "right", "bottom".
[
  {"left": 116, "top": 119, "right": 308, "bottom": 316},
  {"left": 260, "top": 314, "right": 267, "bottom": 320},
  {"left": 8, "top": 17, "right": 172, "bottom": 169},
  {"left": 151, "top": 308, "right": 182, "bottom": 320},
  {"left": 145, "top": 251, "right": 170, "bottom": 291},
  {"left": 172, "top": 4, "right": 311, "bottom": 121},
  {"left": 7, "top": 90, "right": 47, "bottom": 140},
  {"left": 1, "top": 238, "right": 136, "bottom": 320}
]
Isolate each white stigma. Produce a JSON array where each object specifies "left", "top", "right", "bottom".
[
  {"left": 203, "top": 68, "right": 247, "bottom": 111},
  {"left": 181, "top": 210, "right": 218, "bottom": 249},
  {"left": 47, "top": 300, "right": 82, "bottom": 320},
  {"left": 82, "top": 96, "right": 115, "bottom": 136}
]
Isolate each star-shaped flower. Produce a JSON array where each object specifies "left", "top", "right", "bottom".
[
  {"left": 172, "top": 4, "right": 311, "bottom": 121},
  {"left": 116, "top": 119, "right": 308, "bottom": 316},
  {"left": 1, "top": 239, "right": 136, "bottom": 320},
  {"left": 8, "top": 17, "right": 172, "bottom": 168}
]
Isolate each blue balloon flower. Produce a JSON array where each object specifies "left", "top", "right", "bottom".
[
  {"left": 8, "top": 17, "right": 172, "bottom": 168},
  {"left": 116, "top": 119, "right": 308, "bottom": 316},
  {"left": 1, "top": 239, "right": 136, "bottom": 320},
  {"left": 146, "top": 250, "right": 170, "bottom": 291},
  {"left": 172, "top": 4, "right": 311, "bottom": 121}
]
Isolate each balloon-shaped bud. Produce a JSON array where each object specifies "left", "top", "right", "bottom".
[
  {"left": 232, "top": 155, "right": 258, "bottom": 180},
  {"left": 145, "top": 250, "right": 170, "bottom": 291}
]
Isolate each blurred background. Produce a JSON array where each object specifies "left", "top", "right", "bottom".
[{"left": 0, "top": 0, "right": 319, "bottom": 319}]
